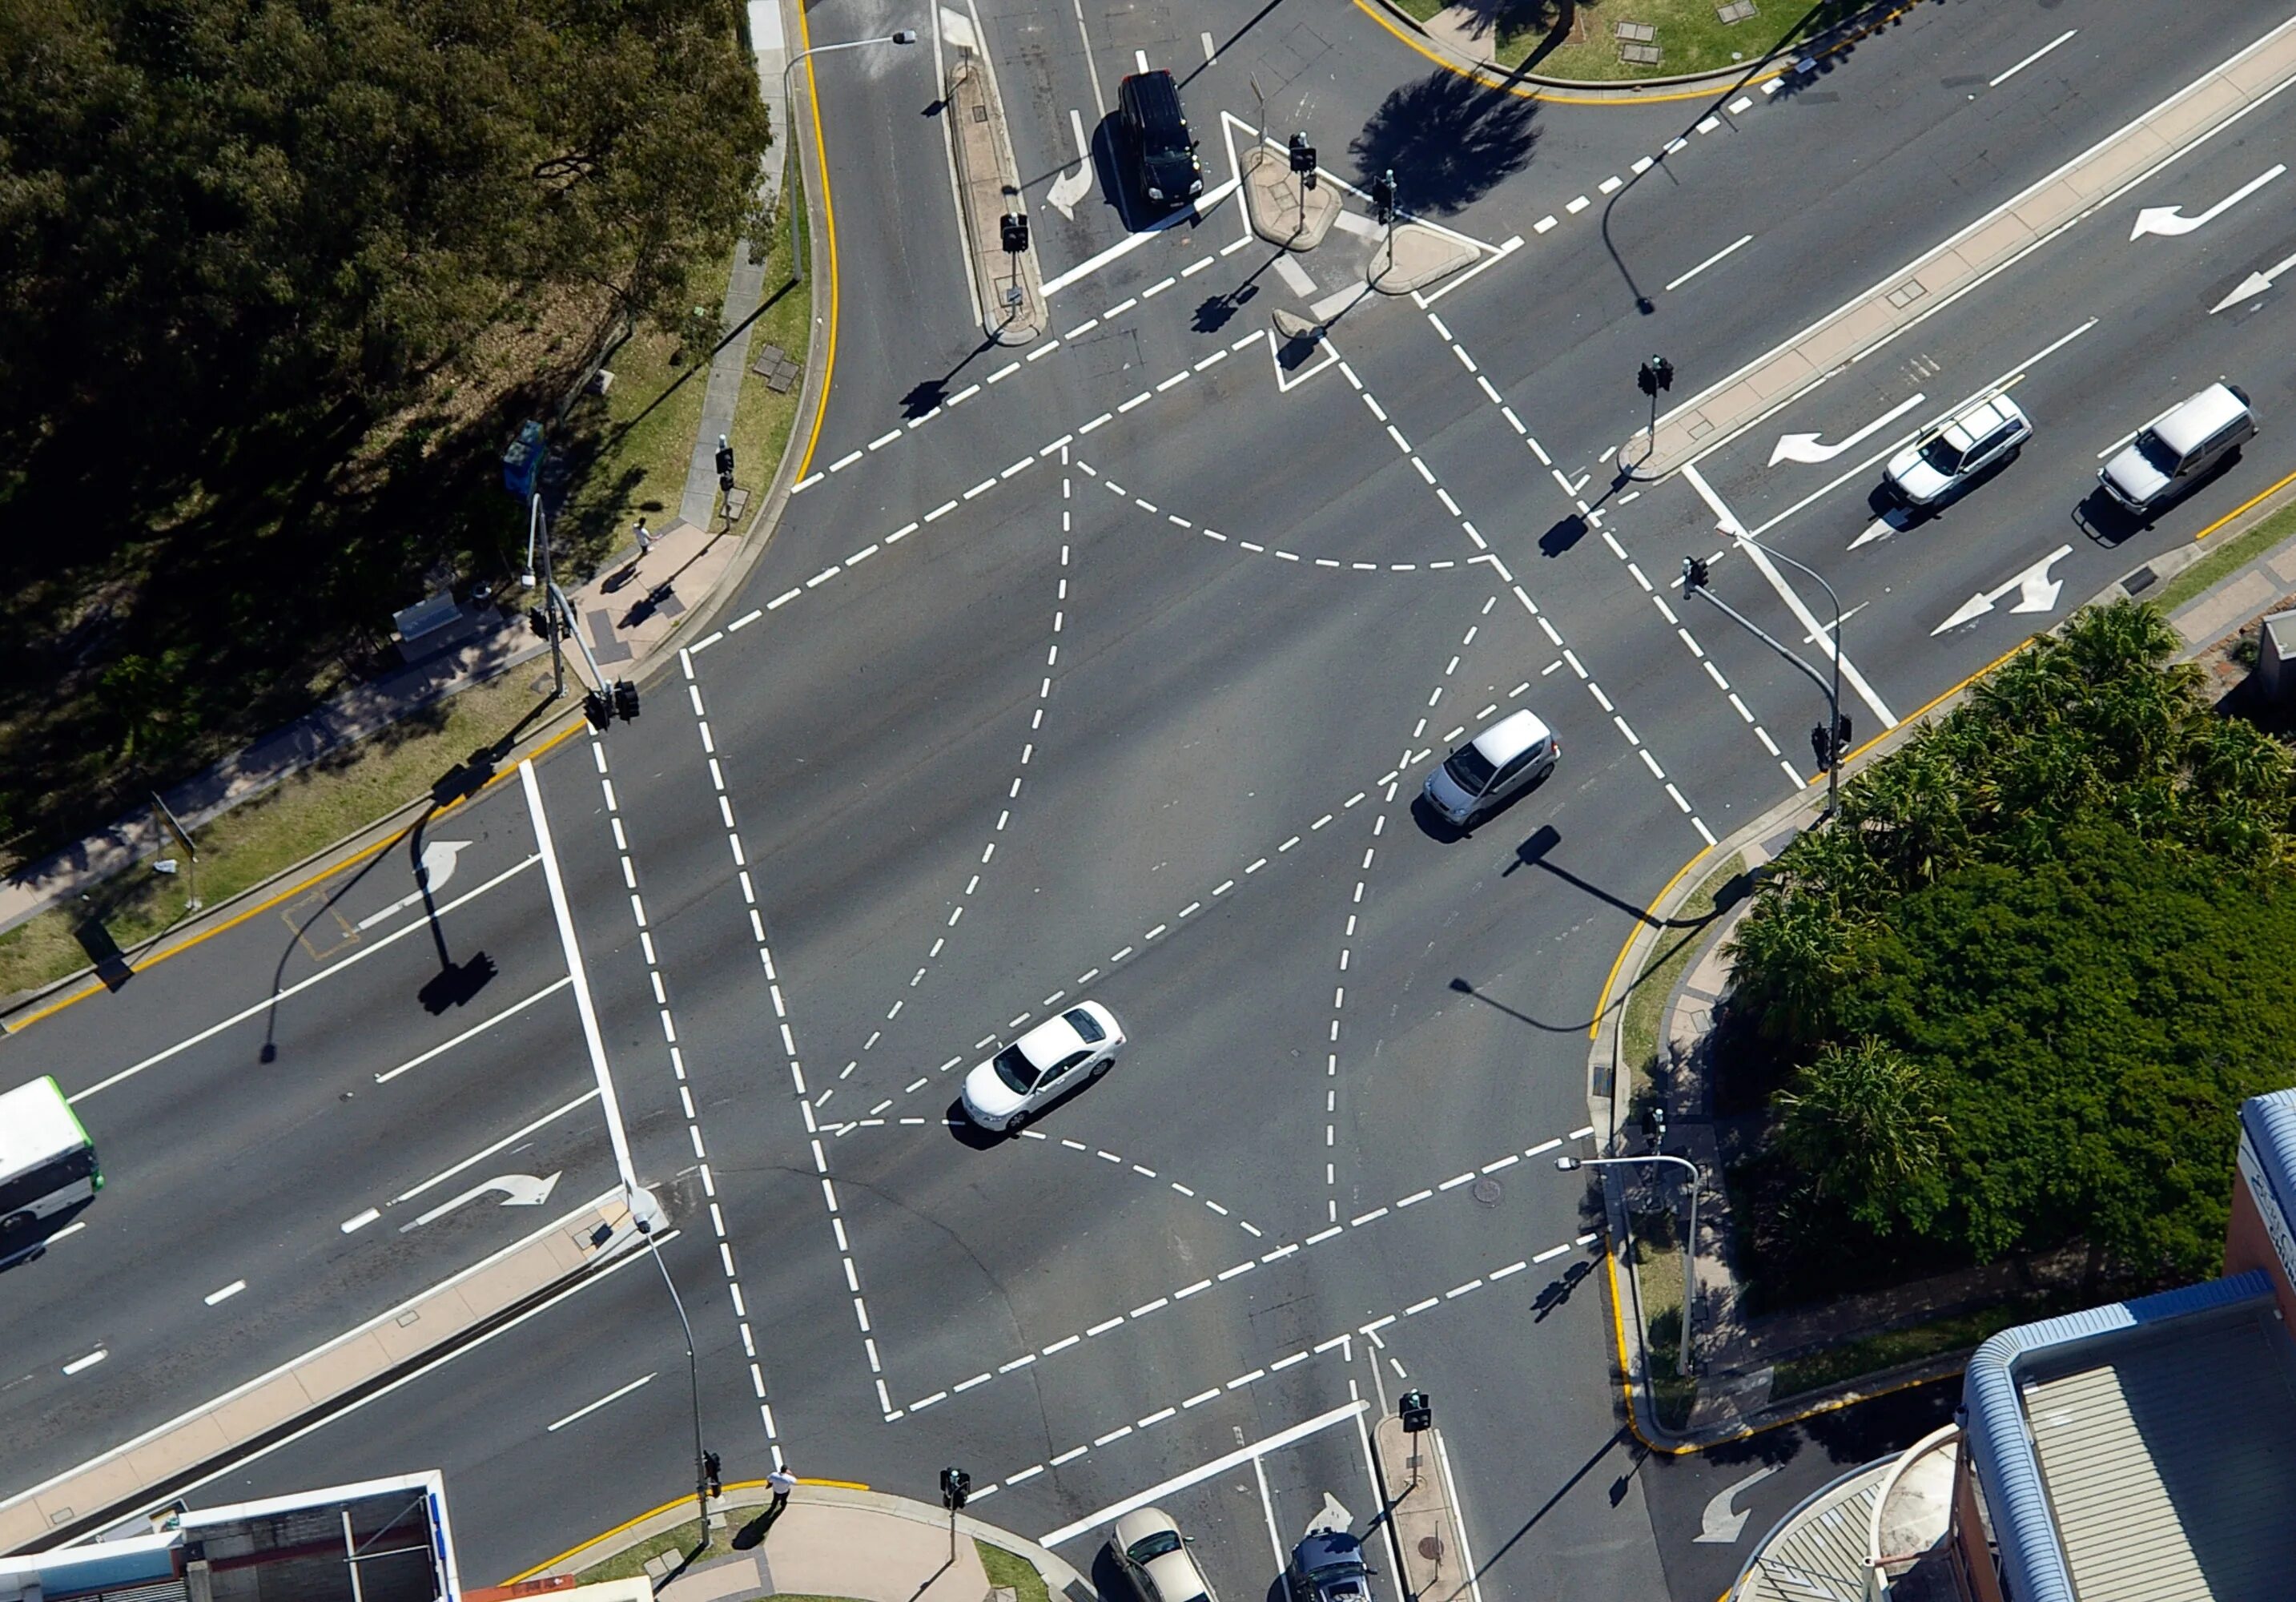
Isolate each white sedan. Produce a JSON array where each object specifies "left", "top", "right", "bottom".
[
  {"left": 959, "top": 1002, "right": 1125, "bottom": 1133},
  {"left": 1114, "top": 1507, "right": 1218, "bottom": 1602},
  {"left": 1883, "top": 393, "right": 2032, "bottom": 509}
]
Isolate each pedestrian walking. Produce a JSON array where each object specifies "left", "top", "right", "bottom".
[
  {"left": 634, "top": 518, "right": 656, "bottom": 559},
  {"left": 767, "top": 1466, "right": 797, "bottom": 1511}
]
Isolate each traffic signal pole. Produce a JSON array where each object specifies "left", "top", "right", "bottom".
[{"left": 1682, "top": 552, "right": 1846, "bottom": 819}]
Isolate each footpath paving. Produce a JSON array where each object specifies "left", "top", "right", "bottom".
[
  {"left": 508, "top": 1481, "right": 1088, "bottom": 1602},
  {"left": 1580, "top": 484, "right": 2296, "bottom": 1452},
  {"left": 0, "top": 1191, "right": 650, "bottom": 1553},
  {"left": 1621, "top": 14, "right": 2296, "bottom": 477}
]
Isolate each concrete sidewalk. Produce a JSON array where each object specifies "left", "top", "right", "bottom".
[
  {"left": 0, "top": 517, "right": 730, "bottom": 949},
  {"left": 524, "top": 1482, "right": 1088, "bottom": 1602},
  {"left": 1622, "top": 15, "right": 2296, "bottom": 479}
]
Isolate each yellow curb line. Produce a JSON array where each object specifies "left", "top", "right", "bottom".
[
  {"left": 2187, "top": 464, "right": 2296, "bottom": 544},
  {"left": 6, "top": 720, "right": 588, "bottom": 1035},
  {"left": 1585, "top": 844, "right": 1712, "bottom": 1040},
  {"left": 500, "top": 1478, "right": 872, "bottom": 1584},
  {"left": 1350, "top": 0, "right": 1917, "bottom": 107},
  {"left": 794, "top": 6, "right": 840, "bottom": 482}
]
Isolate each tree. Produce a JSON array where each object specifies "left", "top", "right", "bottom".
[
  {"left": 1721, "top": 891, "right": 1864, "bottom": 1045},
  {"left": 1772, "top": 1038, "right": 1948, "bottom": 1236}
]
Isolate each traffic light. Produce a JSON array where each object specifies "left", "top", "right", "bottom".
[
  {"left": 1639, "top": 355, "right": 1675, "bottom": 396},
  {"left": 999, "top": 213, "right": 1029, "bottom": 255},
  {"left": 1834, "top": 713, "right": 1852, "bottom": 761},
  {"left": 714, "top": 437, "right": 735, "bottom": 481},
  {"left": 1400, "top": 1391, "right": 1432, "bottom": 1434},
  {"left": 1682, "top": 556, "right": 1710, "bottom": 591},
  {"left": 585, "top": 689, "right": 613, "bottom": 730},
  {"left": 939, "top": 1467, "right": 971, "bottom": 1511},
  {"left": 1289, "top": 131, "right": 1317, "bottom": 187},
  {"left": 1371, "top": 170, "right": 1397, "bottom": 224},
  {"left": 528, "top": 606, "right": 552, "bottom": 640},
  {"left": 1811, "top": 725, "right": 1832, "bottom": 771},
  {"left": 704, "top": 1451, "right": 722, "bottom": 1499},
  {"left": 613, "top": 679, "right": 641, "bottom": 721}
]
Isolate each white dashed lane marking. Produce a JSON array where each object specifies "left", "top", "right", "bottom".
[
  {"left": 889, "top": 1129, "right": 1595, "bottom": 1416},
  {"left": 958, "top": 1228, "right": 1602, "bottom": 1495}
]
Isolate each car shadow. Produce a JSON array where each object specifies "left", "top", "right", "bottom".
[
  {"left": 2072, "top": 489, "right": 2147, "bottom": 548},
  {"left": 0, "top": 1197, "right": 95, "bottom": 1273},
  {"left": 943, "top": 1097, "right": 1004, "bottom": 1150}
]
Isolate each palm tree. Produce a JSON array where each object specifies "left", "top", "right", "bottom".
[
  {"left": 1772, "top": 1036, "right": 1949, "bottom": 1236},
  {"left": 1722, "top": 892, "right": 1863, "bottom": 1046}
]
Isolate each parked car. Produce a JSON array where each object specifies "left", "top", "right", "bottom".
[
  {"left": 1421, "top": 709, "right": 1558, "bottom": 827},
  {"left": 2099, "top": 381, "right": 2255, "bottom": 516},
  {"left": 959, "top": 1003, "right": 1124, "bottom": 1133},
  {"left": 1883, "top": 393, "right": 2032, "bottom": 509},
  {"left": 1286, "top": 1530, "right": 1374, "bottom": 1602},
  {"left": 1117, "top": 69, "right": 1202, "bottom": 208},
  {"left": 1113, "top": 1507, "right": 1217, "bottom": 1602}
]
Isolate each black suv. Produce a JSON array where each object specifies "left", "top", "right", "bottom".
[{"left": 1117, "top": 68, "right": 1202, "bottom": 208}]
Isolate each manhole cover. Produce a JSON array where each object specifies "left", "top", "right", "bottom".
[
  {"left": 1417, "top": 1536, "right": 1445, "bottom": 1561},
  {"left": 1473, "top": 1177, "right": 1503, "bottom": 1206}
]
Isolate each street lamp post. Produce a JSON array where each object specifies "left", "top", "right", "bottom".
[
  {"left": 1558, "top": 1153, "right": 1701, "bottom": 1380},
  {"left": 1682, "top": 544, "right": 1848, "bottom": 817},
  {"left": 782, "top": 32, "right": 919, "bottom": 284},
  {"left": 637, "top": 1214, "right": 713, "bottom": 1532}
]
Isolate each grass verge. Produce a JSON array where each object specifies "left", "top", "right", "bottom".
[
  {"left": 2152, "top": 493, "right": 2296, "bottom": 617},
  {"left": 1618, "top": 851, "right": 1747, "bottom": 1083},
  {"left": 1627, "top": 1210, "right": 1695, "bottom": 1431},
  {"left": 0, "top": 670, "right": 558, "bottom": 1003},
  {"left": 2, "top": 190, "right": 818, "bottom": 1008},
  {"left": 1768, "top": 1293, "right": 2078, "bottom": 1399},
  {"left": 978, "top": 1540, "right": 1052, "bottom": 1602},
  {"left": 1389, "top": 0, "right": 1868, "bottom": 79}
]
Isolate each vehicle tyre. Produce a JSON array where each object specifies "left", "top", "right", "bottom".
[
  {"left": 1, "top": 1211, "right": 34, "bottom": 1234},
  {"left": 1089, "top": 1058, "right": 1113, "bottom": 1081},
  {"left": 1005, "top": 1109, "right": 1031, "bottom": 1133}
]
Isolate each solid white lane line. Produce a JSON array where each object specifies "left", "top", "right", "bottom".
[
  {"left": 1681, "top": 464, "right": 1897, "bottom": 730},
  {"left": 1664, "top": 232, "right": 1753, "bottom": 293},
  {"left": 372, "top": 976, "right": 573, "bottom": 1084},
  {"left": 546, "top": 1371, "right": 655, "bottom": 1431},
  {"left": 391, "top": 1089, "right": 601, "bottom": 1205},
  {"left": 71, "top": 855, "right": 543, "bottom": 1102},
  {"left": 1039, "top": 1402, "right": 1367, "bottom": 1547},
  {"left": 521, "top": 762, "right": 641, "bottom": 1191},
  {"left": 1989, "top": 28, "right": 2076, "bottom": 88},
  {"left": 1039, "top": 179, "right": 1241, "bottom": 296}
]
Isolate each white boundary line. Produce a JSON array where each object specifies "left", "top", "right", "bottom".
[{"left": 1039, "top": 1399, "right": 1367, "bottom": 1547}]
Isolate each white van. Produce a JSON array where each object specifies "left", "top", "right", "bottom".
[{"left": 2099, "top": 382, "right": 2255, "bottom": 515}]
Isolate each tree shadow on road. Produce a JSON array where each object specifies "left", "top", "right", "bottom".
[{"left": 1349, "top": 70, "right": 1539, "bottom": 215}]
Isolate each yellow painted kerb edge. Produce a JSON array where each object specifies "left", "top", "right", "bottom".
[
  {"left": 501, "top": 1478, "right": 871, "bottom": 1584},
  {"left": 1586, "top": 843, "right": 1711, "bottom": 1040},
  {"left": 8, "top": 721, "right": 588, "bottom": 1035},
  {"left": 793, "top": 6, "right": 840, "bottom": 481}
]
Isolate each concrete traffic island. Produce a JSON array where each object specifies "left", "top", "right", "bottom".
[
  {"left": 1243, "top": 146, "right": 1342, "bottom": 252},
  {"left": 945, "top": 53, "right": 1044, "bottom": 345},
  {"left": 1369, "top": 1415, "right": 1474, "bottom": 1602},
  {"left": 1368, "top": 224, "right": 1477, "bottom": 296}
]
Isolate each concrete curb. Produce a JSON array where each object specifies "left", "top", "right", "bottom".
[
  {"left": 1361, "top": 0, "right": 1904, "bottom": 97},
  {"left": 0, "top": 1192, "right": 650, "bottom": 1554},
  {"left": 527, "top": 1483, "right": 1088, "bottom": 1601}
]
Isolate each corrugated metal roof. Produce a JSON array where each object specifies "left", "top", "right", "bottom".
[
  {"left": 2026, "top": 1311, "right": 2296, "bottom": 1602},
  {"left": 1736, "top": 1467, "right": 1883, "bottom": 1602}
]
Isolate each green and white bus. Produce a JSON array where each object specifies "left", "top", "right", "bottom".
[{"left": 1, "top": 1075, "right": 101, "bottom": 1264}]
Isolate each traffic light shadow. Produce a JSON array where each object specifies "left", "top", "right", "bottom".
[
  {"left": 1192, "top": 251, "right": 1280, "bottom": 336},
  {"left": 900, "top": 335, "right": 1002, "bottom": 421},
  {"left": 1538, "top": 513, "right": 1586, "bottom": 558},
  {"left": 1460, "top": 1428, "right": 1641, "bottom": 1582}
]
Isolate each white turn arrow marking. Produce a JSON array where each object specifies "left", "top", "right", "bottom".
[
  {"left": 2129, "top": 164, "right": 2284, "bottom": 239},
  {"left": 1849, "top": 510, "right": 1912, "bottom": 549},
  {"left": 357, "top": 839, "right": 471, "bottom": 930},
  {"left": 1303, "top": 1491, "right": 1353, "bottom": 1538},
  {"left": 1770, "top": 393, "right": 1928, "bottom": 466},
  {"left": 1932, "top": 544, "right": 2072, "bottom": 634},
  {"left": 402, "top": 1170, "right": 562, "bottom": 1231},
  {"left": 2211, "top": 243, "right": 2296, "bottom": 313},
  {"left": 1693, "top": 1464, "right": 1780, "bottom": 1544},
  {"left": 1047, "top": 108, "right": 1093, "bottom": 220}
]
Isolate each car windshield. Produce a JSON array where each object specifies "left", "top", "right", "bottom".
[
  {"left": 1127, "top": 1531, "right": 1184, "bottom": 1564},
  {"left": 1065, "top": 1007, "right": 1105, "bottom": 1044},
  {"left": 2133, "top": 429, "right": 2181, "bottom": 477},
  {"left": 1445, "top": 744, "right": 1498, "bottom": 792},
  {"left": 991, "top": 1045, "right": 1038, "bottom": 1094},
  {"left": 1917, "top": 434, "right": 1966, "bottom": 474}
]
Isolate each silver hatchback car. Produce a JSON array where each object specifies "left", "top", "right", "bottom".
[{"left": 1423, "top": 709, "right": 1558, "bottom": 827}]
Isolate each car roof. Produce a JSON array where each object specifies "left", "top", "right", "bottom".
[
  {"left": 2151, "top": 383, "right": 2248, "bottom": 455},
  {"left": 1122, "top": 69, "right": 1184, "bottom": 123},
  {"left": 1942, "top": 394, "right": 2021, "bottom": 447},
  {"left": 1293, "top": 1530, "right": 1363, "bottom": 1571},
  {"left": 1013, "top": 1012, "right": 1086, "bottom": 1067},
  {"left": 1469, "top": 709, "right": 1552, "bottom": 765},
  {"left": 1115, "top": 1506, "right": 1180, "bottom": 1547}
]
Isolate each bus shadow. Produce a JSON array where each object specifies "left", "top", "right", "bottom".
[{"left": 0, "top": 1197, "right": 96, "bottom": 1273}]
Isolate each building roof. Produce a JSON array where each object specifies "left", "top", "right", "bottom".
[{"left": 1965, "top": 1271, "right": 2296, "bottom": 1602}]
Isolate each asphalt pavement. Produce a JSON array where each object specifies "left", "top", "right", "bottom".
[{"left": 9, "top": 2, "right": 2295, "bottom": 1597}]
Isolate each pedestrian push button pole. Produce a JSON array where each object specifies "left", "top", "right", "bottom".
[
  {"left": 1398, "top": 1391, "right": 1432, "bottom": 1491},
  {"left": 940, "top": 1466, "right": 971, "bottom": 1560}
]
